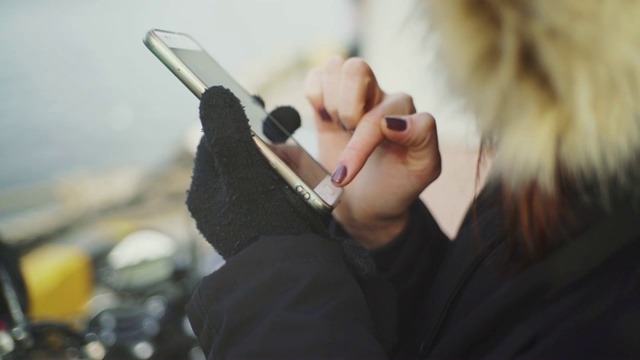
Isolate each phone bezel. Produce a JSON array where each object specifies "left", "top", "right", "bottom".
[{"left": 143, "top": 29, "right": 341, "bottom": 215}]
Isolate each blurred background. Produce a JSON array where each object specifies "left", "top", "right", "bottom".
[
  {"left": 0, "top": 1, "right": 482, "bottom": 359},
  {"left": 0, "top": 0, "right": 355, "bottom": 197}
]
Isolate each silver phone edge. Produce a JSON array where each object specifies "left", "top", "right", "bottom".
[{"left": 143, "top": 29, "right": 339, "bottom": 215}]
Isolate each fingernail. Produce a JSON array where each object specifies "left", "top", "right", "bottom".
[
  {"left": 319, "top": 108, "right": 332, "bottom": 122},
  {"left": 385, "top": 116, "right": 407, "bottom": 131},
  {"left": 331, "top": 163, "right": 347, "bottom": 184}
]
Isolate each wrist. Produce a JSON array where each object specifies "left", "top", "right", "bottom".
[{"left": 340, "top": 211, "right": 410, "bottom": 249}]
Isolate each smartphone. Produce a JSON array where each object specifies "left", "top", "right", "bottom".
[{"left": 143, "top": 29, "right": 341, "bottom": 214}]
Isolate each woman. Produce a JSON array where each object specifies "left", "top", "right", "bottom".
[{"left": 185, "top": 0, "right": 640, "bottom": 358}]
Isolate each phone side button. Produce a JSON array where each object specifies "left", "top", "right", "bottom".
[{"left": 295, "top": 185, "right": 312, "bottom": 200}]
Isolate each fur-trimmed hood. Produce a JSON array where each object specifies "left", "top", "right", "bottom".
[{"left": 428, "top": 0, "right": 640, "bottom": 193}]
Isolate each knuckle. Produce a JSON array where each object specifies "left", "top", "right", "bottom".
[
  {"left": 388, "top": 92, "right": 416, "bottom": 113},
  {"left": 425, "top": 114, "right": 437, "bottom": 132},
  {"left": 325, "top": 55, "right": 346, "bottom": 71},
  {"left": 374, "top": 94, "right": 410, "bottom": 119},
  {"left": 433, "top": 152, "right": 443, "bottom": 176},
  {"left": 406, "top": 113, "right": 438, "bottom": 149},
  {"left": 342, "top": 57, "right": 373, "bottom": 79},
  {"left": 400, "top": 93, "right": 416, "bottom": 112},
  {"left": 417, "top": 112, "right": 437, "bottom": 132}
]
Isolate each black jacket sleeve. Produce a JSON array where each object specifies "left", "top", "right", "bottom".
[
  {"left": 187, "top": 200, "right": 451, "bottom": 359},
  {"left": 329, "top": 199, "right": 452, "bottom": 345},
  {"left": 186, "top": 233, "right": 388, "bottom": 359},
  {"left": 369, "top": 200, "right": 452, "bottom": 342}
]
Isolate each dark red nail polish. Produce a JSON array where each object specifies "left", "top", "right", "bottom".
[
  {"left": 319, "top": 108, "right": 332, "bottom": 122},
  {"left": 331, "top": 164, "right": 347, "bottom": 184},
  {"left": 385, "top": 117, "right": 407, "bottom": 131}
]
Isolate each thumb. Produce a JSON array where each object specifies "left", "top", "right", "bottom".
[
  {"left": 199, "top": 86, "right": 254, "bottom": 156},
  {"left": 381, "top": 113, "right": 441, "bottom": 174}
]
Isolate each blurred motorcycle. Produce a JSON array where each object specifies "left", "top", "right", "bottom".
[{"left": 0, "top": 147, "right": 221, "bottom": 360}]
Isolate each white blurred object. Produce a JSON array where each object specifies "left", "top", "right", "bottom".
[{"left": 107, "top": 230, "right": 178, "bottom": 289}]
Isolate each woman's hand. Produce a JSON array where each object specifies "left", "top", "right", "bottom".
[{"left": 304, "top": 56, "right": 441, "bottom": 248}]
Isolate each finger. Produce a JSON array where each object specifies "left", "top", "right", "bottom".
[
  {"left": 304, "top": 67, "right": 337, "bottom": 132},
  {"left": 264, "top": 106, "right": 301, "bottom": 144},
  {"left": 381, "top": 113, "right": 441, "bottom": 174},
  {"left": 331, "top": 93, "right": 415, "bottom": 186},
  {"left": 199, "top": 86, "right": 271, "bottom": 179},
  {"left": 320, "top": 56, "right": 346, "bottom": 122},
  {"left": 200, "top": 86, "right": 252, "bottom": 148},
  {"left": 330, "top": 114, "right": 383, "bottom": 186},
  {"left": 338, "top": 58, "right": 384, "bottom": 130}
]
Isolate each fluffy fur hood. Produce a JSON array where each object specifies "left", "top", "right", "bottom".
[{"left": 428, "top": 0, "right": 640, "bottom": 193}]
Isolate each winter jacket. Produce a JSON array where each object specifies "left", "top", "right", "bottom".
[
  {"left": 186, "top": 1, "right": 640, "bottom": 357},
  {"left": 186, "top": 183, "right": 640, "bottom": 358}
]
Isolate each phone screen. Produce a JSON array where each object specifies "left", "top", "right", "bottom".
[
  {"left": 171, "top": 48, "right": 269, "bottom": 125},
  {"left": 147, "top": 30, "right": 338, "bottom": 206}
]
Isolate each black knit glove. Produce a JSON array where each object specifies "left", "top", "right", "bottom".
[
  {"left": 186, "top": 86, "right": 375, "bottom": 279},
  {"left": 186, "top": 86, "right": 327, "bottom": 257}
]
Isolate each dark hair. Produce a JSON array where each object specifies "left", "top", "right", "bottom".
[
  {"left": 474, "top": 146, "right": 575, "bottom": 270},
  {"left": 500, "top": 180, "right": 573, "bottom": 269}
]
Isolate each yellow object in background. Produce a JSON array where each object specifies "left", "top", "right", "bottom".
[{"left": 20, "top": 244, "right": 93, "bottom": 323}]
